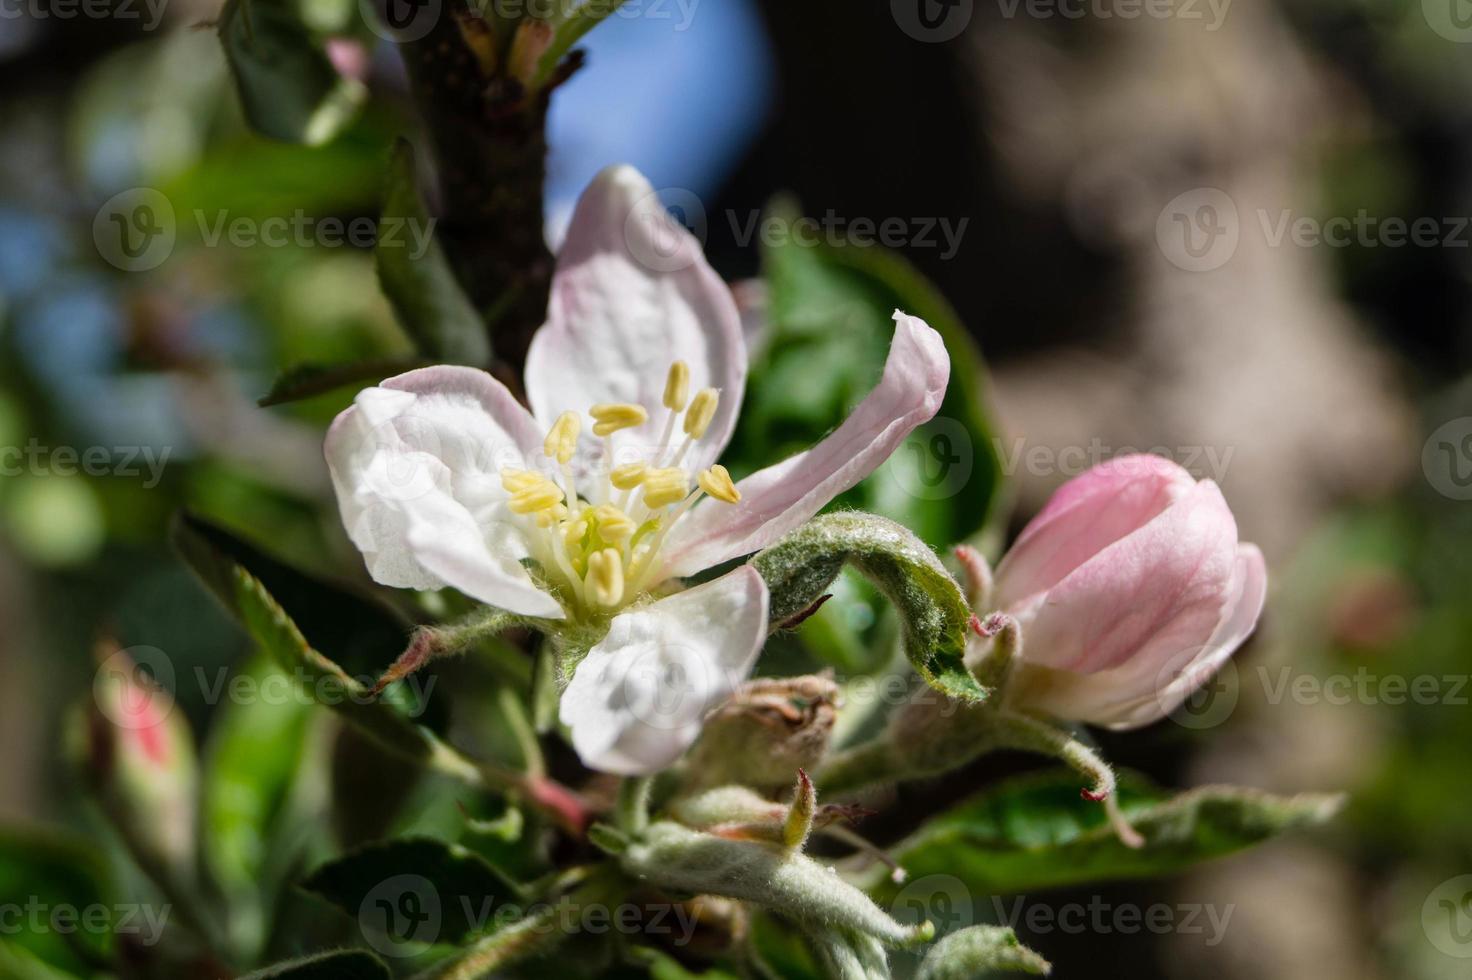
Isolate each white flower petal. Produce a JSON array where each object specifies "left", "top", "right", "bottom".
[
  {"left": 559, "top": 566, "right": 769, "bottom": 775},
  {"left": 658, "top": 311, "right": 949, "bottom": 578},
  {"left": 524, "top": 165, "right": 747, "bottom": 470},
  {"left": 324, "top": 366, "right": 564, "bottom": 619}
]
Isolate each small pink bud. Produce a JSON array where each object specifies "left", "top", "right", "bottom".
[
  {"left": 79, "top": 642, "right": 197, "bottom": 878},
  {"left": 991, "top": 455, "right": 1267, "bottom": 729}
]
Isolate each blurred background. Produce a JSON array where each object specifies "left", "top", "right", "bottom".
[{"left": 1, "top": 0, "right": 1470, "bottom": 977}]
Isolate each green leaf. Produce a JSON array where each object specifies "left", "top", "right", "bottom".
[
  {"left": 752, "top": 512, "right": 984, "bottom": 702},
  {"left": 258, "top": 357, "right": 431, "bottom": 407},
  {"left": 0, "top": 941, "right": 85, "bottom": 980},
  {"left": 881, "top": 772, "right": 1345, "bottom": 898},
  {"left": 172, "top": 512, "right": 479, "bottom": 778},
  {"left": 915, "top": 926, "right": 1050, "bottom": 979},
  {"left": 0, "top": 829, "right": 111, "bottom": 972},
  {"left": 170, "top": 512, "right": 440, "bottom": 725},
  {"left": 735, "top": 197, "right": 1008, "bottom": 550},
  {"left": 219, "top": 0, "right": 365, "bottom": 146},
  {"left": 240, "top": 949, "right": 391, "bottom": 980},
  {"left": 301, "top": 838, "right": 522, "bottom": 947},
  {"left": 377, "top": 138, "right": 492, "bottom": 365},
  {"left": 201, "top": 653, "right": 319, "bottom": 961}
]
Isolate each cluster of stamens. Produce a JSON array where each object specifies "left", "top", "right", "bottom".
[{"left": 500, "top": 361, "right": 741, "bottom": 614}]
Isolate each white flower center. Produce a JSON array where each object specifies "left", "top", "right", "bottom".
[{"left": 500, "top": 360, "right": 740, "bottom": 615}]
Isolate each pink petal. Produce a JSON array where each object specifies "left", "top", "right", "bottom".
[
  {"left": 993, "top": 454, "right": 1197, "bottom": 609},
  {"left": 324, "top": 366, "right": 564, "bottom": 618},
  {"left": 1016, "top": 479, "right": 1240, "bottom": 676},
  {"left": 658, "top": 312, "right": 949, "bottom": 578},
  {"left": 1024, "top": 542, "right": 1266, "bottom": 729},
  {"left": 524, "top": 166, "right": 747, "bottom": 470}
]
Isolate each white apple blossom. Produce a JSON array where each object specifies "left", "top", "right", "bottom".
[{"left": 325, "top": 165, "right": 950, "bottom": 774}]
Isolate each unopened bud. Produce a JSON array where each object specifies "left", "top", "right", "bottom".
[
  {"left": 77, "top": 641, "right": 197, "bottom": 881},
  {"left": 683, "top": 675, "right": 838, "bottom": 793}
]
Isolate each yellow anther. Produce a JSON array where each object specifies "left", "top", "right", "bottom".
[
  {"left": 590, "top": 403, "right": 648, "bottom": 437},
  {"left": 508, "top": 480, "right": 565, "bottom": 515},
  {"left": 534, "top": 503, "right": 568, "bottom": 528},
  {"left": 563, "top": 514, "right": 590, "bottom": 550},
  {"left": 697, "top": 464, "right": 741, "bottom": 505},
  {"left": 585, "top": 548, "right": 625, "bottom": 608},
  {"left": 544, "top": 411, "right": 581, "bottom": 465},
  {"left": 500, "top": 468, "right": 544, "bottom": 493},
  {"left": 663, "top": 361, "right": 691, "bottom": 411},
  {"left": 592, "top": 504, "right": 636, "bottom": 541},
  {"left": 683, "top": 388, "right": 719, "bottom": 438},
  {"left": 641, "top": 467, "right": 690, "bottom": 509},
  {"left": 609, "top": 462, "right": 648, "bottom": 490}
]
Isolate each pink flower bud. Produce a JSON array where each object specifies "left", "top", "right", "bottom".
[
  {"left": 991, "top": 455, "right": 1266, "bottom": 729},
  {"left": 79, "top": 643, "right": 197, "bottom": 878}
]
